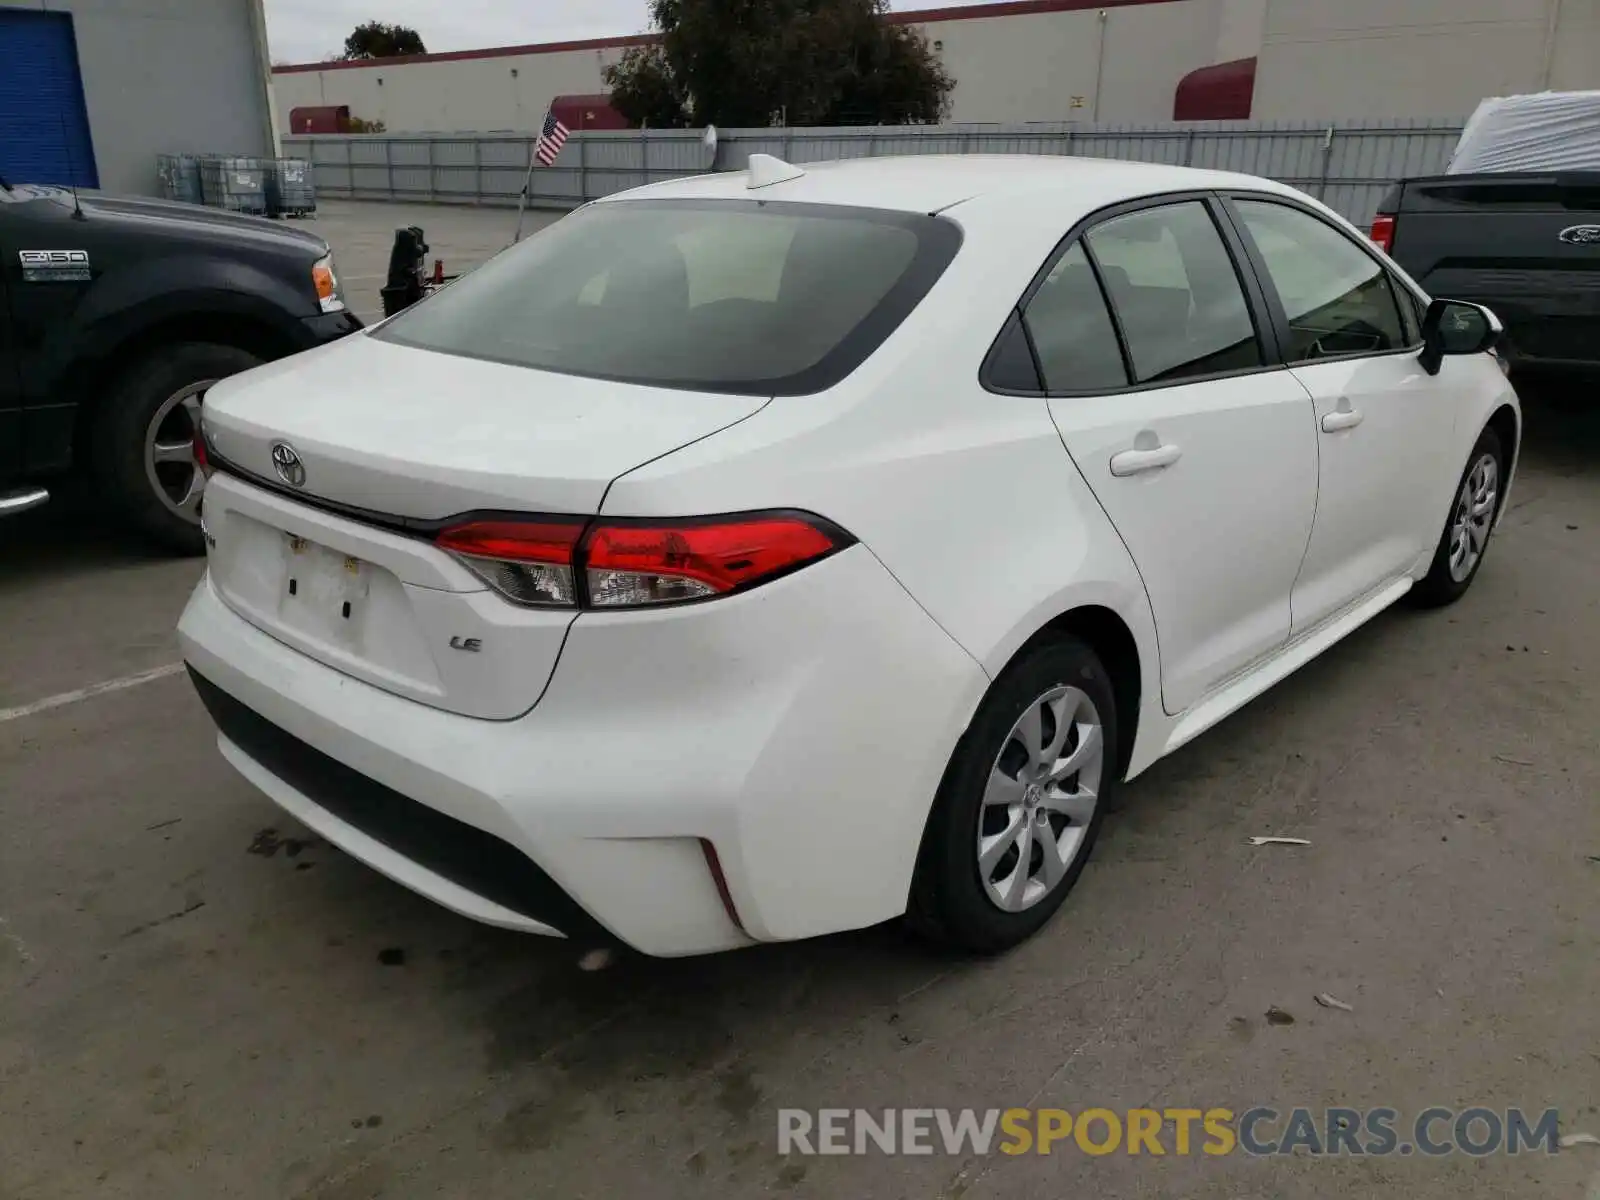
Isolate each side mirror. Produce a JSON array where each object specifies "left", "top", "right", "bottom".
[{"left": 1419, "top": 299, "right": 1502, "bottom": 376}]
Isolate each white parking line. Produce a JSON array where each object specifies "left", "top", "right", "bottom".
[{"left": 0, "top": 662, "right": 186, "bottom": 724}]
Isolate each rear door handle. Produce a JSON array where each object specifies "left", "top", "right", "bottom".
[
  {"left": 1109, "top": 443, "right": 1182, "bottom": 476},
  {"left": 1321, "top": 399, "right": 1363, "bottom": 433}
]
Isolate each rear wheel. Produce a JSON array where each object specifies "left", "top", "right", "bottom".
[
  {"left": 908, "top": 636, "right": 1118, "bottom": 954},
  {"left": 1410, "top": 426, "right": 1505, "bottom": 608},
  {"left": 92, "top": 342, "right": 262, "bottom": 555}
]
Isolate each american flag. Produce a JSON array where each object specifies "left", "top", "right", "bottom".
[{"left": 534, "top": 111, "right": 570, "bottom": 167}]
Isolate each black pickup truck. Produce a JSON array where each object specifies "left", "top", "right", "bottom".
[
  {"left": 1371, "top": 172, "right": 1600, "bottom": 378},
  {"left": 1, "top": 179, "right": 361, "bottom": 552}
]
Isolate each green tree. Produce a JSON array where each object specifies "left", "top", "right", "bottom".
[
  {"left": 603, "top": 0, "right": 952, "bottom": 128},
  {"left": 342, "top": 21, "right": 427, "bottom": 60}
]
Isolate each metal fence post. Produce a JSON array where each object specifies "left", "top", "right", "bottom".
[
  {"left": 472, "top": 137, "right": 481, "bottom": 206},
  {"left": 426, "top": 137, "right": 435, "bottom": 203},
  {"left": 1184, "top": 129, "right": 1196, "bottom": 167},
  {"left": 579, "top": 133, "right": 588, "bottom": 202},
  {"left": 1318, "top": 125, "right": 1336, "bottom": 201},
  {"left": 383, "top": 136, "right": 393, "bottom": 201}
]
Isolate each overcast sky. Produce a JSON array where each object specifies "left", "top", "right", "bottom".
[{"left": 264, "top": 0, "right": 995, "bottom": 65}]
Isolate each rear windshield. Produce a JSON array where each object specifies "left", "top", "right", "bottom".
[{"left": 374, "top": 198, "right": 961, "bottom": 395}]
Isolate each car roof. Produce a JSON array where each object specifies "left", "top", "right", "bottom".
[{"left": 596, "top": 153, "right": 1299, "bottom": 216}]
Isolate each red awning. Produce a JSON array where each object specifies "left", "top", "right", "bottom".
[{"left": 1173, "top": 57, "right": 1256, "bottom": 121}]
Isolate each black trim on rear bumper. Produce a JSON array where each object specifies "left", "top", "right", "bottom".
[{"left": 187, "top": 666, "right": 610, "bottom": 942}]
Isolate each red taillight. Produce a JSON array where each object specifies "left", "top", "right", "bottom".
[
  {"left": 434, "top": 511, "right": 849, "bottom": 609},
  {"left": 1370, "top": 214, "right": 1396, "bottom": 254},
  {"left": 436, "top": 518, "right": 585, "bottom": 608},
  {"left": 436, "top": 519, "right": 584, "bottom": 563},
  {"left": 583, "top": 514, "right": 841, "bottom": 607}
]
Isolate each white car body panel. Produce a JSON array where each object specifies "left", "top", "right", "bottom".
[
  {"left": 219, "top": 737, "right": 565, "bottom": 936},
  {"left": 179, "top": 154, "right": 1522, "bottom": 955},
  {"left": 201, "top": 332, "right": 767, "bottom": 518},
  {"left": 1046, "top": 372, "right": 1318, "bottom": 715},
  {"left": 1163, "top": 573, "right": 1414, "bottom": 757},
  {"left": 1286, "top": 353, "right": 1453, "bottom": 635}
]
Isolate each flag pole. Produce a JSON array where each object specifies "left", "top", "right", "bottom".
[{"left": 513, "top": 132, "right": 537, "bottom": 244}]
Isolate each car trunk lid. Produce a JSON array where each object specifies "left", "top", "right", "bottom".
[{"left": 199, "top": 334, "right": 767, "bottom": 719}]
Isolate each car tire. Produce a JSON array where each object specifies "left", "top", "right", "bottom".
[
  {"left": 907, "top": 635, "right": 1119, "bottom": 954},
  {"left": 92, "top": 342, "right": 261, "bottom": 555},
  {"left": 1409, "top": 425, "right": 1506, "bottom": 609}
]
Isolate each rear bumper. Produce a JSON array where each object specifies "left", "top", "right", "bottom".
[{"left": 178, "top": 546, "right": 988, "bottom": 956}]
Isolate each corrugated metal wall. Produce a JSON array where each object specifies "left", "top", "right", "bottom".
[{"left": 283, "top": 117, "right": 1464, "bottom": 226}]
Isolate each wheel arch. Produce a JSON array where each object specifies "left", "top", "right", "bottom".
[
  {"left": 71, "top": 312, "right": 294, "bottom": 466},
  {"left": 1485, "top": 403, "right": 1520, "bottom": 483},
  {"left": 1012, "top": 604, "right": 1144, "bottom": 782}
]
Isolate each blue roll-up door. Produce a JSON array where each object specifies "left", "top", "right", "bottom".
[{"left": 0, "top": 8, "right": 98, "bottom": 188}]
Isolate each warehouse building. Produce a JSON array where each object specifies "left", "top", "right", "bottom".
[
  {"left": 272, "top": 0, "right": 1600, "bottom": 132},
  {"left": 0, "top": 0, "right": 278, "bottom": 195}
]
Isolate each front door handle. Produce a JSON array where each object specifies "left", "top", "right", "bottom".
[
  {"left": 1109, "top": 442, "right": 1182, "bottom": 477},
  {"left": 1321, "top": 398, "right": 1363, "bottom": 433}
]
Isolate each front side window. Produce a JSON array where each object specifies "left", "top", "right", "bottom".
[
  {"left": 376, "top": 199, "right": 960, "bottom": 396},
  {"left": 1085, "top": 201, "right": 1262, "bottom": 384},
  {"left": 1233, "top": 199, "right": 1408, "bottom": 362}
]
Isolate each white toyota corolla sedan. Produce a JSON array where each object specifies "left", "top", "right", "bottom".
[{"left": 180, "top": 154, "right": 1520, "bottom": 957}]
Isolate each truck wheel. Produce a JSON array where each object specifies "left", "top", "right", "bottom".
[{"left": 92, "top": 342, "right": 261, "bottom": 555}]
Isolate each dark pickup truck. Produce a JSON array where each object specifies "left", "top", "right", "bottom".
[
  {"left": 1372, "top": 173, "right": 1600, "bottom": 377},
  {"left": 1, "top": 178, "right": 361, "bottom": 552}
]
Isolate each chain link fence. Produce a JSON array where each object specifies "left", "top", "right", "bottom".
[{"left": 283, "top": 117, "right": 1464, "bottom": 227}]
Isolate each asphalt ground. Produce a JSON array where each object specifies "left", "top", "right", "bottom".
[{"left": 1, "top": 200, "right": 1598, "bottom": 1199}]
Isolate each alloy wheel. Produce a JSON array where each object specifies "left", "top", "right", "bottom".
[
  {"left": 1447, "top": 452, "right": 1498, "bottom": 583},
  {"left": 143, "top": 381, "right": 213, "bottom": 525},
  {"left": 978, "top": 685, "right": 1105, "bottom": 912}
]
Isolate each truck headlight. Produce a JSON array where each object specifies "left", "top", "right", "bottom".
[{"left": 312, "top": 253, "right": 346, "bottom": 314}]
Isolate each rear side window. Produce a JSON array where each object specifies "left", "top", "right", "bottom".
[
  {"left": 375, "top": 199, "right": 960, "bottom": 396},
  {"left": 1085, "top": 201, "right": 1262, "bottom": 384},
  {"left": 1232, "top": 199, "right": 1409, "bottom": 360},
  {"left": 1021, "top": 243, "right": 1128, "bottom": 391}
]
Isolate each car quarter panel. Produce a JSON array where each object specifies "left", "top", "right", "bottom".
[{"left": 597, "top": 192, "right": 1168, "bottom": 775}]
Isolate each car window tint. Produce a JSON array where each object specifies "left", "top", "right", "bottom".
[
  {"left": 988, "top": 311, "right": 1044, "bottom": 391},
  {"left": 1234, "top": 199, "right": 1409, "bottom": 361},
  {"left": 375, "top": 199, "right": 958, "bottom": 396},
  {"left": 1021, "top": 242, "right": 1128, "bottom": 391},
  {"left": 1085, "top": 202, "right": 1261, "bottom": 384}
]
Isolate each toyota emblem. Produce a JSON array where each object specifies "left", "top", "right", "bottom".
[{"left": 270, "top": 441, "right": 307, "bottom": 488}]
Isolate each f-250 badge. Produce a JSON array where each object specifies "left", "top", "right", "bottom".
[{"left": 19, "top": 249, "right": 92, "bottom": 282}]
